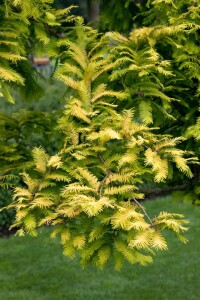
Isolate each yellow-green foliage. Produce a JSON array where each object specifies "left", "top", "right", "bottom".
[
  {"left": 0, "top": 0, "right": 75, "bottom": 102},
  {"left": 9, "top": 21, "right": 193, "bottom": 270},
  {"left": 106, "top": 0, "right": 200, "bottom": 126},
  {"left": 104, "top": 0, "right": 200, "bottom": 206}
]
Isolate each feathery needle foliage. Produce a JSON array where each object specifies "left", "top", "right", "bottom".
[{"left": 7, "top": 19, "right": 195, "bottom": 270}]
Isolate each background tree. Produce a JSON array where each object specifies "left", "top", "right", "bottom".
[{"left": 56, "top": 0, "right": 145, "bottom": 32}]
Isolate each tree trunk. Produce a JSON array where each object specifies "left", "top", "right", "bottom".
[{"left": 87, "top": 0, "right": 100, "bottom": 27}]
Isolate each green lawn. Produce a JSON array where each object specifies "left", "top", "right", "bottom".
[{"left": 0, "top": 197, "right": 199, "bottom": 300}]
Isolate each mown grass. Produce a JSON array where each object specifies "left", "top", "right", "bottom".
[{"left": 0, "top": 197, "right": 199, "bottom": 300}]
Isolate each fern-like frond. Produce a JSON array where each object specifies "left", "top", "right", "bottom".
[
  {"left": 73, "top": 235, "right": 86, "bottom": 249},
  {"left": 23, "top": 214, "right": 37, "bottom": 233},
  {"left": 77, "top": 167, "right": 99, "bottom": 189},
  {"left": 48, "top": 155, "right": 63, "bottom": 169},
  {"left": 139, "top": 100, "right": 153, "bottom": 124},
  {"left": 151, "top": 231, "right": 168, "bottom": 250},
  {"left": 31, "top": 197, "right": 54, "bottom": 208},
  {"left": 0, "top": 66, "right": 24, "bottom": 84},
  {"left": 87, "top": 128, "right": 121, "bottom": 142},
  {"left": 104, "top": 185, "right": 136, "bottom": 196},
  {"left": 91, "top": 90, "right": 127, "bottom": 103},
  {"left": 129, "top": 231, "right": 152, "bottom": 249},
  {"left": 173, "top": 156, "right": 193, "bottom": 178},
  {"left": 32, "top": 147, "right": 49, "bottom": 174},
  {"left": 145, "top": 148, "right": 169, "bottom": 182},
  {"left": 111, "top": 205, "right": 142, "bottom": 230},
  {"left": 34, "top": 22, "right": 50, "bottom": 45},
  {"left": 97, "top": 245, "right": 111, "bottom": 268}
]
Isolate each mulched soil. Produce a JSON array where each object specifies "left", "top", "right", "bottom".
[{"left": 0, "top": 228, "right": 17, "bottom": 238}]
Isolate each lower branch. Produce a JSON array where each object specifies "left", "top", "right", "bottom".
[{"left": 143, "top": 184, "right": 189, "bottom": 199}]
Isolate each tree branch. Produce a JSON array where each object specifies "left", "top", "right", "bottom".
[
  {"left": 98, "top": 153, "right": 107, "bottom": 166},
  {"left": 99, "top": 171, "right": 112, "bottom": 198},
  {"left": 130, "top": 194, "right": 154, "bottom": 227},
  {"left": 142, "top": 184, "right": 190, "bottom": 199}
]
